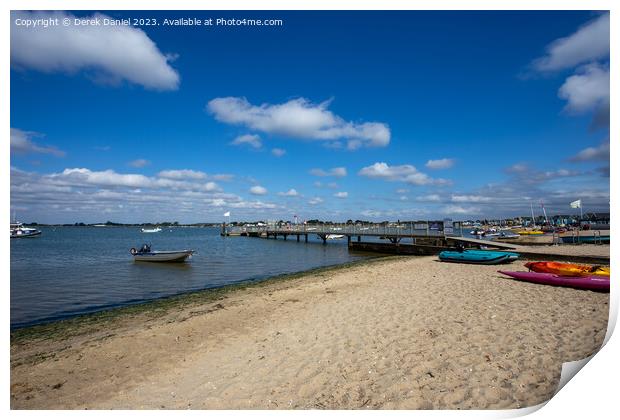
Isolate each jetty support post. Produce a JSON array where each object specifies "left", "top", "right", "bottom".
[{"left": 305, "top": 234, "right": 308, "bottom": 243}]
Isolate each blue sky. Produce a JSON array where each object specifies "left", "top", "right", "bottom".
[{"left": 10, "top": 10, "right": 610, "bottom": 223}]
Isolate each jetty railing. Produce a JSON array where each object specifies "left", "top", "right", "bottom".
[{"left": 223, "top": 223, "right": 451, "bottom": 238}]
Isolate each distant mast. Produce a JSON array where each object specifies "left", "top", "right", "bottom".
[
  {"left": 530, "top": 203, "right": 535, "bottom": 227},
  {"left": 540, "top": 200, "right": 549, "bottom": 225}
]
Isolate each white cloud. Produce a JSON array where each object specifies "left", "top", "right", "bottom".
[
  {"left": 231, "top": 134, "right": 262, "bottom": 149},
  {"left": 278, "top": 189, "right": 299, "bottom": 197},
  {"left": 504, "top": 163, "right": 582, "bottom": 185},
  {"left": 308, "top": 197, "right": 324, "bottom": 205},
  {"left": 416, "top": 194, "right": 442, "bottom": 202},
  {"left": 249, "top": 185, "right": 267, "bottom": 195},
  {"left": 10, "top": 166, "right": 290, "bottom": 223},
  {"left": 47, "top": 168, "right": 220, "bottom": 192},
  {"left": 569, "top": 140, "right": 610, "bottom": 162},
  {"left": 425, "top": 158, "right": 455, "bottom": 170},
  {"left": 558, "top": 63, "right": 609, "bottom": 113},
  {"left": 158, "top": 169, "right": 206, "bottom": 180},
  {"left": 10, "top": 128, "right": 65, "bottom": 157},
  {"left": 334, "top": 192, "right": 348, "bottom": 199},
  {"left": 358, "top": 162, "right": 450, "bottom": 186},
  {"left": 442, "top": 205, "right": 481, "bottom": 215},
  {"left": 505, "top": 163, "right": 529, "bottom": 174},
  {"left": 157, "top": 170, "right": 233, "bottom": 182},
  {"left": 531, "top": 13, "right": 609, "bottom": 72},
  {"left": 207, "top": 97, "right": 390, "bottom": 148},
  {"left": 451, "top": 195, "right": 491, "bottom": 203},
  {"left": 11, "top": 11, "right": 179, "bottom": 90},
  {"left": 309, "top": 167, "right": 347, "bottom": 178},
  {"left": 271, "top": 148, "right": 286, "bottom": 157},
  {"left": 128, "top": 159, "right": 150, "bottom": 168}
]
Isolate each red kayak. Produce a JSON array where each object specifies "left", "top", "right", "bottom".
[{"left": 498, "top": 271, "right": 610, "bottom": 292}]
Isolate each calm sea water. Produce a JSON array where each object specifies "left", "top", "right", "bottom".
[{"left": 10, "top": 226, "right": 371, "bottom": 329}]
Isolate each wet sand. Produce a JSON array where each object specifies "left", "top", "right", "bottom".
[{"left": 11, "top": 251, "right": 609, "bottom": 409}]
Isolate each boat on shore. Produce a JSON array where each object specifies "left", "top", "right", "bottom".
[
  {"left": 10, "top": 222, "right": 42, "bottom": 238},
  {"left": 439, "top": 249, "right": 519, "bottom": 265},
  {"left": 525, "top": 261, "right": 610, "bottom": 277},
  {"left": 130, "top": 244, "right": 194, "bottom": 262},
  {"left": 141, "top": 227, "right": 162, "bottom": 233},
  {"left": 498, "top": 270, "right": 609, "bottom": 292}
]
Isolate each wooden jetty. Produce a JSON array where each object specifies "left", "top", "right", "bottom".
[{"left": 222, "top": 223, "right": 609, "bottom": 263}]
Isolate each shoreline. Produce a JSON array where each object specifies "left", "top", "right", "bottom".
[
  {"left": 11, "top": 252, "right": 609, "bottom": 409},
  {"left": 11, "top": 254, "right": 392, "bottom": 341}
]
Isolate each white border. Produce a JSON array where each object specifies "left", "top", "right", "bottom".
[{"left": 3, "top": 1, "right": 616, "bottom": 419}]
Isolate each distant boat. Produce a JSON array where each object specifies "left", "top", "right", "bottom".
[
  {"left": 497, "top": 231, "right": 520, "bottom": 239},
  {"left": 141, "top": 227, "right": 162, "bottom": 233},
  {"left": 326, "top": 234, "right": 345, "bottom": 240},
  {"left": 10, "top": 222, "right": 42, "bottom": 239},
  {"left": 130, "top": 244, "right": 194, "bottom": 262}
]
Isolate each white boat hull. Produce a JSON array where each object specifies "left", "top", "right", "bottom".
[
  {"left": 133, "top": 250, "right": 193, "bottom": 262},
  {"left": 326, "top": 234, "right": 345, "bottom": 240},
  {"left": 10, "top": 230, "right": 42, "bottom": 238}
]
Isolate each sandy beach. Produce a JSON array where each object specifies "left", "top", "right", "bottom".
[{"left": 10, "top": 248, "right": 609, "bottom": 410}]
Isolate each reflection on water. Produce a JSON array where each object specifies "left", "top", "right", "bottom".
[{"left": 11, "top": 226, "right": 369, "bottom": 328}]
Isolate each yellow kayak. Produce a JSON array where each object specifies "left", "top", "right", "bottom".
[{"left": 517, "top": 230, "right": 544, "bottom": 235}]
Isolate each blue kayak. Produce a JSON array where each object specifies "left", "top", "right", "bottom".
[{"left": 439, "top": 249, "right": 520, "bottom": 264}]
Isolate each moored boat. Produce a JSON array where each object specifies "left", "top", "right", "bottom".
[
  {"left": 10, "top": 222, "right": 42, "bottom": 238},
  {"left": 439, "top": 249, "right": 520, "bottom": 264},
  {"left": 525, "top": 261, "right": 610, "bottom": 277},
  {"left": 326, "top": 234, "right": 345, "bottom": 240},
  {"left": 497, "top": 231, "right": 520, "bottom": 239},
  {"left": 516, "top": 230, "right": 544, "bottom": 235},
  {"left": 130, "top": 244, "right": 194, "bottom": 262},
  {"left": 141, "top": 227, "right": 162, "bottom": 233},
  {"left": 498, "top": 270, "right": 609, "bottom": 292}
]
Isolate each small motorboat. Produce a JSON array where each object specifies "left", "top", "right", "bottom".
[
  {"left": 439, "top": 249, "right": 519, "bottom": 264},
  {"left": 130, "top": 244, "right": 194, "bottom": 262},
  {"left": 497, "top": 231, "right": 520, "bottom": 239},
  {"left": 326, "top": 234, "right": 345, "bottom": 240},
  {"left": 525, "top": 261, "right": 610, "bottom": 277},
  {"left": 498, "top": 271, "right": 609, "bottom": 292},
  {"left": 141, "top": 227, "right": 162, "bottom": 233},
  {"left": 10, "top": 222, "right": 42, "bottom": 238}
]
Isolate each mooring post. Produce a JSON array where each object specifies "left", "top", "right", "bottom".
[
  {"left": 347, "top": 235, "right": 351, "bottom": 246},
  {"left": 305, "top": 234, "right": 308, "bottom": 243},
  {"left": 357, "top": 235, "right": 361, "bottom": 242},
  {"left": 297, "top": 234, "right": 300, "bottom": 242}
]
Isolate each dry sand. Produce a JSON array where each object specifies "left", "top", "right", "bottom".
[{"left": 11, "top": 252, "right": 609, "bottom": 410}]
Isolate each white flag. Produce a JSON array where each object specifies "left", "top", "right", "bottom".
[
  {"left": 223, "top": 211, "right": 230, "bottom": 217},
  {"left": 570, "top": 200, "right": 581, "bottom": 209}
]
